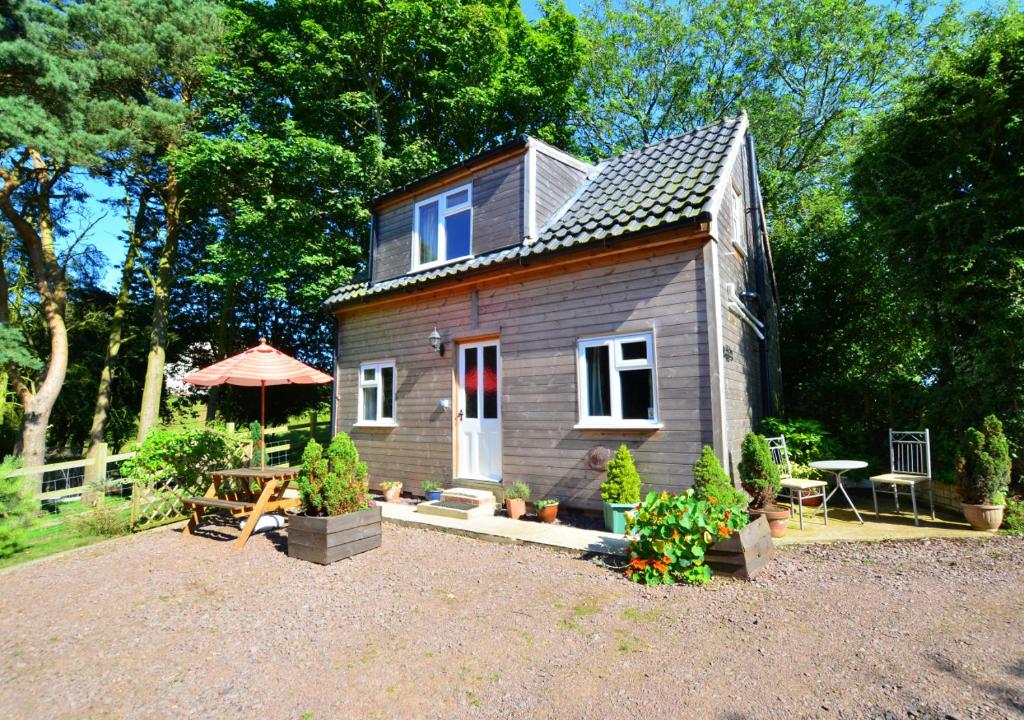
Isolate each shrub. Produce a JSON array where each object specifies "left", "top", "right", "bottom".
[
  {"left": 0, "top": 456, "right": 38, "bottom": 559},
  {"left": 534, "top": 498, "right": 558, "bottom": 509},
  {"left": 692, "top": 446, "right": 748, "bottom": 509},
  {"left": 602, "top": 444, "right": 642, "bottom": 504},
  {"left": 956, "top": 415, "right": 1011, "bottom": 505},
  {"left": 1003, "top": 495, "right": 1024, "bottom": 537},
  {"left": 505, "top": 481, "right": 530, "bottom": 500},
  {"left": 421, "top": 480, "right": 442, "bottom": 493},
  {"left": 298, "top": 434, "right": 370, "bottom": 516},
  {"left": 122, "top": 428, "right": 245, "bottom": 493},
  {"left": 625, "top": 488, "right": 748, "bottom": 586},
  {"left": 738, "top": 433, "right": 780, "bottom": 509},
  {"left": 760, "top": 417, "right": 838, "bottom": 466},
  {"left": 248, "top": 421, "right": 266, "bottom": 467},
  {"left": 71, "top": 497, "right": 129, "bottom": 538}
]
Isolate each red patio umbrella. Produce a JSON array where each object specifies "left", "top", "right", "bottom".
[{"left": 184, "top": 339, "right": 332, "bottom": 467}]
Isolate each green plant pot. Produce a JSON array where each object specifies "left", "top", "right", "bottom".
[{"left": 603, "top": 501, "right": 636, "bottom": 534}]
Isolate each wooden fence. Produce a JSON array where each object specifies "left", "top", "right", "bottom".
[{"left": 8, "top": 443, "right": 136, "bottom": 502}]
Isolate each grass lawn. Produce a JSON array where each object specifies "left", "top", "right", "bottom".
[{"left": 0, "top": 495, "right": 132, "bottom": 571}]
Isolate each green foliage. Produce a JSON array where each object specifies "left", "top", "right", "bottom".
[
  {"left": 297, "top": 435, "right": 369, "bottom": 517},
  {"left": 760, "top": 417, "right": 838, "bottom": 467},
  {"left": 534, "top": 498, "right": 558, "bottom": 509},
  {"left": 70, "top": 496, "right": 130, "bottom": 538},
  {"left": 421, "top": 480, "right": 441, "bottom": 493},
  {"left": 692, "top": 445, "right": 748, "bottom": 509},
  {"left": 247, "top": 421, "right": 266, "bottom": 468},
  {"left": 505, "top": 481, "right": 531, "bottom": 500},
  {"left": 957, "top": 415, "right": 1012, "bottom": 505},
  {"left": 1003, "top": 495, "right": 1024, "bottom": 537},
  {"left": 379, "top": 481, "right": 402, "bottom": 490},
  {"left": 0, "top": 456, "right": 38, "bottom": 559},
  {"left": 738, "top": 433, "right": 780, "bottom": 509},
  {"left": 121, "top": 428, "right": 245, "bottom": 490},
  {"left": 625, "top": 488, "right": 748, "bottom": 586},
  {"left": 602, "top": 444, "right": 642, "bottom": 504},
  {"left": 0, "top": 326, "right": 42, "bottom": 373}
]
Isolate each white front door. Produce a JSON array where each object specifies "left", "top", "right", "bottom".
[{"left": 457, "top": 340, "right": 502, "bottom": 481}]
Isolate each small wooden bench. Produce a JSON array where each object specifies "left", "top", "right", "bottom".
[{"left": 182, "top": 467, "right": 301, "bottom": 549}]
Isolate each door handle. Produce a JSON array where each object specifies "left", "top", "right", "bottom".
[{"left": 457, "top": 410, "right": 464, "bottom": 420}]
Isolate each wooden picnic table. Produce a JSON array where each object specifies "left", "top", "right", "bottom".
[{"left": 182, "top": 467, "right": 301, "bottom": 549}]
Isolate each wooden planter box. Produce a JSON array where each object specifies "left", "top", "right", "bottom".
[
  {"left": 706, "top": 514, "right": 774, "bottom": 580},
  {"left": 287, "top": 506, "right": 382, "bottom": 565}
]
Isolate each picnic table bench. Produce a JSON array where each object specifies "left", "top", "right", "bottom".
[{"left": 182, "top": 467, "right": 301, "bottom": 548}]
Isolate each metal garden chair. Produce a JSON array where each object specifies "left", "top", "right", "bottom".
[
  {"left": 868, "top": 429, "right": 934, "bottom": 526},
  {"left": 767, "top": 435, "right": 828, "bottom": 530}
]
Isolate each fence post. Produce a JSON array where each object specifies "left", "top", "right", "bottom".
[
  {"left": 309, "top": 409, "right": 318, "bottom": 439},
  {"left": 84, "top": 442, "right": 108, "bottom": 484}
]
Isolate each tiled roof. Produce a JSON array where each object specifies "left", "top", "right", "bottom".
[{"left": 326, "top": 115, "right": 745, "bottom": 308}]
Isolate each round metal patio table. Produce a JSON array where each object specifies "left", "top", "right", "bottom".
[{"left": 809, "top": 460, "right": 869, "bottom": 525}]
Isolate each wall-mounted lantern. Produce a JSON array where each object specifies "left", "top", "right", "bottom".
[{"left": 429, "top": 326, "right": 444, "bottom": 356}]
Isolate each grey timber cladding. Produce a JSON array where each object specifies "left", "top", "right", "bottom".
[
  {"left": 328, "top": 116, "right": 745, "bottom": 307},
  {"left": 715, "top": 145, "right": 768, "bottom": 478},
  {"left": 371, "top": 155, "right": 524, "bottom": 284},
  {"left": 533, "top": 150, "right": 588, "bottom": 231},
  {"left": 334, "top": 241, "right": 713, "bottom": 510}
]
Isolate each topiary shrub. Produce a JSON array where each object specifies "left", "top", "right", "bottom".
[
  {"left": 122, "top": 428, "right": 245, "bottom": 493},
  {"left": 738, "top": 433, "right": 780, "bottom": 509},
  {"left": 602, "top": 444, "right": 642, "bottom": 504},
  {"left": 0, "top": 456, "right": 38, "bottom": 559},
  {"left": 956, "top": 415, "right": 1011, "bottom": 505},
  {"left": 298, "top": 434, "right": 370, "bottom": 517},
  {"left": 692, "top": 445, "right": 748, "bottom": 509}
]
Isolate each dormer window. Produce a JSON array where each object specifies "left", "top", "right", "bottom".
[{"left": 413, "top": 184, "right": 473, "bottom": 270}]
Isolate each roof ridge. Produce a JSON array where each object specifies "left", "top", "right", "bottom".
[{"left": 604, "top": 114, "right": 745, "bottom": 163}]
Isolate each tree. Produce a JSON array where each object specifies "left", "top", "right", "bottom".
[{"left": 850, "top": 8, "right": 1024, "bottom": 460}]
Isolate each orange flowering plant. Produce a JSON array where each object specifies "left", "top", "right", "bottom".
[{"left": 624, "top": 488, "right": 748, "bottom": 586}]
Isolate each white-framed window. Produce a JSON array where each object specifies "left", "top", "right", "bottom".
[
  {"left": 357, "top": 361, "right": 396, "bottom": 425},
  {"left": 412, "top": 183, "right": 473, "bottom": 270},
  {"left": 576, "top": 332, "right": 660, "bottom": 429},
  {"left": 731, "top": 184, "right": 747, "bottom": 258}
]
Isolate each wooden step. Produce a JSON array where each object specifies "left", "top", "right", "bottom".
[{"left": 183, "top": 497, "right": 255, "bottom": 511}]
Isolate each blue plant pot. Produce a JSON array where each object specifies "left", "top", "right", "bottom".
[
  {"left": 426, "top": 490, "right": 443, "bottom": 501},
  {"left": 603, "top": 501, "right": 636, "bottom": 534}
]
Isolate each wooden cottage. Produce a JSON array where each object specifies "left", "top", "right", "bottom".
[{"left": 325, "top": 114, "right": 781, "bottom": 510}]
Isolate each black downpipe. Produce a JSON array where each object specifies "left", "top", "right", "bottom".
[{"left": 745, "top": 133, "right": 775, "bottom": 418}]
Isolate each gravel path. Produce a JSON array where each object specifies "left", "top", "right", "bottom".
[{"left": 1, "top": 523, "right": 1021, "bottom": 720}]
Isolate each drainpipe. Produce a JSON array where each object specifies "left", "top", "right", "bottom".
[
  {"left": 745, "top": 133, "right": 775, "bottom": 418},
  {"left": 367, "top": 212, "right": 376, "bottom": 286}
]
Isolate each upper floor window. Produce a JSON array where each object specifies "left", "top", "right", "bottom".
[
  {"left": 413, "top": 184, "right": 473, "bottom": 270},
  {"left": 576, "top": 332, "right": 660, "bottom": 429}
]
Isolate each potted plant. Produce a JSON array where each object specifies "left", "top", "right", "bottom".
[
  {"left": 421, "top": 480, "right": 443, "bottom": 502},
  {"left": 504, "top": 481, "right": 530, "bottom": 520},
  {"left": 738, "top": 432, "right": 790, "bottom": 538},
  {"left": 601, "top": 444, "right": 642, "bottom": 533},
  {"left": 380, "top": 480, "right": 402, "bottom": 503},
  {"left": 288, "top": 434, "right": 380, "bottom": 565},
  {"left": 534, "top": 498, "right": 559, "bottom": 523},
  {"left": 956, "top": 415, "right": 1011, "bottom": 531}
]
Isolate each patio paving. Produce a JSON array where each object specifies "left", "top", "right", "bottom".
[{"left": 380, "top": 487, "right": 990, "bottom": 556}]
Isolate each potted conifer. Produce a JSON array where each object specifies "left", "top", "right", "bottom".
[
  {"left": 956, "top": 415, "right": 1011, "bottom": 531},
  {"left": 289, "top": 434, "right": 381, "bottom": 565},
  {"left": 601, "top": 444, "right": 642, "bottom": 534},
  {"left": 738, "top": 432, "right": 790, "bottom": 538},
  {"left": 504, "top": 481, "right": 530, "bottom": 520}
]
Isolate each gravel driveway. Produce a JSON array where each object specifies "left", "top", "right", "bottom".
[{"left": 1, "top": 523, "right": 1021, "bottom": 720}]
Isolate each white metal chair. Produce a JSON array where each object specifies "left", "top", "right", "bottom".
[
  {"left": 869, "top": 429, "right": 934, "bottom": 526},
  {"left": 767, "top": 435, "right": 828, "bottom": 530}
]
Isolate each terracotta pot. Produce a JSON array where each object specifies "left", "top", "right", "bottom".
[
  {"left": 382, "top": 485, "right": 402, "bottom": 503},
  {"left": 505, "top": 497, "right": 526, "bottom": 520},
  {"left": 536, "top": 503, "right": 559, "bottom": 523},
  {"left": 749, "top": 505, "right": 791, "bottom": 538},
  {"left": 797, "top": 488, "right": 822, "bottom": 507},
  {"left": 961, "top": 502, "right": 1004, "bottom": 531}
]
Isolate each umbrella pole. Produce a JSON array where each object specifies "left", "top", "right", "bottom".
[{"left": 261, "top": 380, "right": 266, "bottom": 470}]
